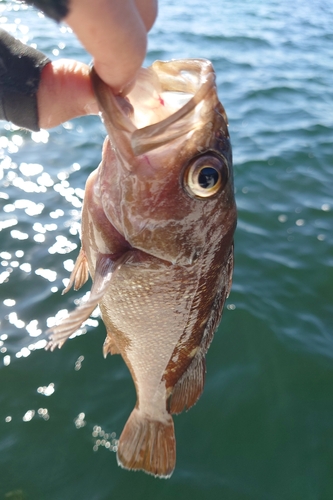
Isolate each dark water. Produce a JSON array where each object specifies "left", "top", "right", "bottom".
[{"left": 1, "top": 1, "right": 333, "bottom": 498}]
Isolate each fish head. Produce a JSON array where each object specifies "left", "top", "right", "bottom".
[{"left": 91, "top": 59, "right": 236, "bottom": 265}]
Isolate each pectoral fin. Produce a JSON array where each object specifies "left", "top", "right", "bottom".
[
  {"left": 62, "top": 248, "right": 89, "bottom": 294},
  {"left": 47, "top": 253, "right": 123, "bottom": 351}
]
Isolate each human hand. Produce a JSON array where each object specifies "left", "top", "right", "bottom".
[{"left": 38, "top": 0, "right": 157, "bottom": 128}]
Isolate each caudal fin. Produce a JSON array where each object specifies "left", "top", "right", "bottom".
[{"left": 117, "top": 408, "right": 176, "bottom": 478}]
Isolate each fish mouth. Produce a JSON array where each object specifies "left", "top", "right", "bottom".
[{"left": 90, "top": 59, "right": 219, "bottom": 157}]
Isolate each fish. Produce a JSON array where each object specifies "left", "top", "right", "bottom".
[{"left": 47, "top": 59, "right": 237, "bottom": 478}]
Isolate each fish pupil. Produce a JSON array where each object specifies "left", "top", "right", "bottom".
[{"left": 198, "top": 167, "right": 219, "bottom": 189}]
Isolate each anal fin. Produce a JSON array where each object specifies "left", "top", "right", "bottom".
[
  {"left": 117, "top": 408, "right": 176, "bottom": 478},
  {"left": 169, "top": 351, "right": 206, "bottom": 415}
]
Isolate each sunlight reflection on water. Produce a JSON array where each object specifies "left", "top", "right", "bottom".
[
  {"left": 0, "top": 2, "right": 333, "bottom": 498},
  {"left": 0, "top": 94, "right": 93, "bottom": 361}
]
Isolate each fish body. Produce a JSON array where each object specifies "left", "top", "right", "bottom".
[{"left": 48, "top": 59, "right": 237, "bottom": 478}]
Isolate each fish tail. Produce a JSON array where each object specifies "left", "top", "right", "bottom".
[{"left": 117, "top": 408, "right": 176, "bottom": 478}]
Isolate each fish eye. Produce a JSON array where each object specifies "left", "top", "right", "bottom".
[{"left": 183, "top": 153, "right": 229, "bottom": 198}]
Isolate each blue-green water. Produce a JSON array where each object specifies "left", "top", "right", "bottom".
[{"left": 0, "top": 1, "right": 333, "bottom": 498}]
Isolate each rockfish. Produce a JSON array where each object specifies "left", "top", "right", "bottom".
[{"left": 47, "top": 59, "right": 237, "bottom": 478}]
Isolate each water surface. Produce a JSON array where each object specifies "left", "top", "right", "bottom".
[{"left": 0, "top": 1, "right": 333, "bottom": 499}]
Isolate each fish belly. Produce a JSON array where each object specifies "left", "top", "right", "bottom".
[
  {"left": 100, "top": 260, "right": 197, "bottom": 412},
  {"left": 99, "top": 260, "right": 198, "bottom": 478}
]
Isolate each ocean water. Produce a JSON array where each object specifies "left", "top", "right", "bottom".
[{"left": 0, "top": 0, "right": 332, "bottom": 498}]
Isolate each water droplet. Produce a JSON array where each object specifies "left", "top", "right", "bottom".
[
  {"left": 74, "top": 412, "right": 86, "bottom": 429},
  {"left": 3, "top": 355, "right": 10, "bottom": 367},
  {"left": 22, "top": 410, "right": 35, "bottom": 422},
  {"left": 37, "top": 383, "right": 55, "bottom": 396}
]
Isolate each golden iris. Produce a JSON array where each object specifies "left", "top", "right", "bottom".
[{"left": 184, "top": 153, "right": 229, "bottom": 198}]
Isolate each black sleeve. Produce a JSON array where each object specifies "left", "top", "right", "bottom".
[
  {"left": 25, "top": 0, "right": 70, "bottom": 22},
  {"left": 0, "top": 1, "right": 71, "bottom": 131},
  {"left": 0, "top": 28, "right": 51, "bottom": 131}
]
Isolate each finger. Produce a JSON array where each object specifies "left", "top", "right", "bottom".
[
  {"left": 65, "top": 0, "right": 148, "bottom": 93},
  {"left": 37, "top": 60, "right": 98, "bottom": 129}
]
